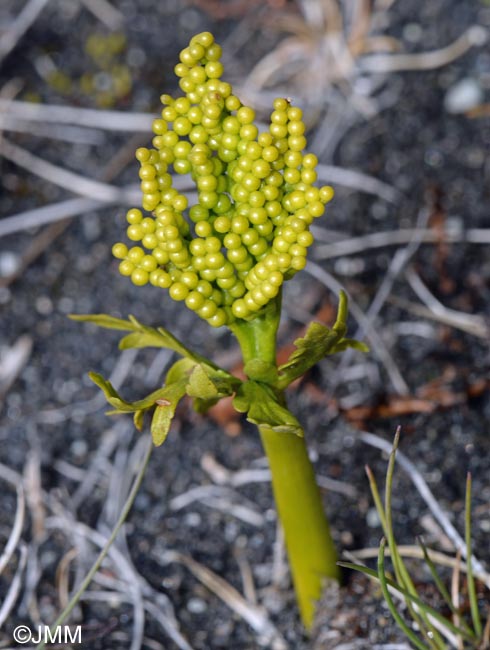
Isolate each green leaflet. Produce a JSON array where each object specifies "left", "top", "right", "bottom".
[
  {"left": 180, "top": 360, "right": 240, "bottom": 414},
  {"left": 70, "top": 312, "right": 221, "bottom": 370},
  {"left": 191, "top": 396, "right": 221, "bottom": 415},
  {"left": 243, "top": 358, "right": 278, "bottom": 385},
  {"left": 89, "top": 372, "right": 177, "bottom": 413},
  {"left": 150, "top": 379, "right": 188, "bottom": 446},
  {"left": 88, "top": 362, "right": 190, "bottom": 446},
  {"left": 133, "top": 409, "right": 146, "bottom": 431},
  {"left": 277, "top": 291, "right": 368, "bottom": 388},
  {"left": 89, "top": 354, "right": 241, "bottom": 445},
  {"left": 187, "top": 364, "right": 220, "bottom": 399},
  {"left": 166, "top": 358, "right": 239, "bottom": 400},
  {"left": 233, "top": 380, "right": 303, "bottom": 437},
  {"left": 120, "top": 316, "right": 200, "bottom": 362},
  {"left": 166, "top": 357, "right": 196, "bottom": 384},
  {"left": 69, "top": 313, "right": 139, "bottom": 331}
]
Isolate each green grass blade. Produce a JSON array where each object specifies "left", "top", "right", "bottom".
[
  {"left": 376, "top": 538, "right": 431, "bottom": 650},
  {"left": 418, "top": 539, "right": 476, "bottom": 641},
  {"left": 339, "top": 560, "right": 478, "bottom": 644},
  {"left": 365, "top": 464, "right": 387, "bottom": 534},
  {"left": 384, "top": 430, "right": 443, "bottom": 648},
  {"left": 466, "top": 472, "right": 482, "bottom": 638},
  {"left": 36, "top": 438, "right": 153, "bottom": 650}
]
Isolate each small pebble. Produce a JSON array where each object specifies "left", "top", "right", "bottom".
[
  {"left": 0, "top": 251, "right": 19, "bottom": 277},
  {"left": 444, "top": 78, "right": 483, "bottom": 114},
  {"left": 403, "top": 23, "right": 423, "bottom": 43},
  {"left": 334, "top": 257, "right": 365, "bottom": 276},
  {"left": 35, "top": 296, "right": 53, "bottom": 315},
  {"left": 184, "top": 512, "right": 202, "bottom": 527},
  {"left": 367, "top": 507, "right": 380, "bottom": 528},
  {"left": 58, "top": 297, "right": 75, "bottom": 313},
  {"left": 425, "top": 148, "right": 444, "bottom": 167},
  {"left": 187, "top": 597, "right": 207, "bottom": 614},
  {"left": 70, "top": 439, "right": 88, "bottom": 458}
]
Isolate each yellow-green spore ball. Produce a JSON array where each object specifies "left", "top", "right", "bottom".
[
  {"left": 208, "top": 310, "right": 227, "bottom": 328},
  {"left": 118, "top": 260, "right": 134, "bottom": 276},
  {"left": 112, "top": 243, "right": 128, "bottom": 259},
  {"left": 320, "top": 185, "right": 335, "bottom": 203},
  {"left": 131, "top": 268, "right": 149, "bottom": 286}
]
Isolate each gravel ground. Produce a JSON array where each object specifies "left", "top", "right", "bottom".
[{"left": 0, "top": 1, "right": 489, "bottom": 648}]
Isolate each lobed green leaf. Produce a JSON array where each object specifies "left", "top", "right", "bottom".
[
  {"left": 186, "top": 364, "right": 220, "bottom": 399},
  {"left": 277, "top": 291, "right": 368, "bottom": 388},
  {"left": 69, "top": 313, "right": 139, "bottom": 331},
  {"left": 89, "top": 371, "right": 180, "bottom": 413},
  {"left": 150, "top": 379, "right": 188, "bottom": 446},
  {"left": 234, "top": 381, "right": 303, "bottom": 437},
  {"left": 71, "top": 313, "right": 227, "bottom": 373},
  {"left": 243, "top": 358, "right": 278, "bottom": 385}
]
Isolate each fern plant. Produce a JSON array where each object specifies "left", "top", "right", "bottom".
[{"left": 72, "top": 31, "right": 367, "bottom": 628}]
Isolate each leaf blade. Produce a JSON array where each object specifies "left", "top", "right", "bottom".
[
  {"left": 69, "top": 313, "right": 138, "bottom": 331},
  {"left": 150, "top": 379, "right": 188, "bottom": 446},
  {"left": 234, "top": 381, "right": 303, "bottom": 437},
  {"left": 277, "top": 291, "right": 367, "bottom": 388}
]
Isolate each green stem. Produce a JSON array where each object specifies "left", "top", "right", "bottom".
[
  {"left": 258, "top": 422, "right": 340, "bottom": 628},
  {"left": 231, "top": 293, "right": 340, "bottom": 629},
  {"left": 229, "top": 293, "right": 281, "bottom": 366}
]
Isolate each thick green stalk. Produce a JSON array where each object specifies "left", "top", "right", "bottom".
[
  {"left": 229, "top": 293, "right": 282, "bottom": 367},
  {"left": 258, "top": 422, "right": 340, "bottom": 628},
  {"left": 231, "top": 293, "right": 340, "bottom": 629}
]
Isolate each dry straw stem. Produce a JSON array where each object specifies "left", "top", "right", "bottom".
[
  {"left": 78, "top": 0, "right": 124, "bottom": 29},
  {"left": 450, "top": 551, "right": 463, "bottom": 650},
  {"left": 313, "top": 228, "right": 490, "bottom": 260},
  {"left": 0, "top": 543, "right": 28, "bottom": 627},
  {"left": 333, "top": 207, "right": 430, "bottom": 394},
  {"left": 0, "top": 197, "right": 112, "bottom": 238},
  {"left": 0, "top": 132, "right": 151, "bottom": 287},
  {"left": 0, "top": 0, "right": 51, "bottom": 63},
  {"left": 170, "top": 484, "right": 265, "bottom": 527},
  {"left": 233, "top": 542, "right": 258, "bottom": 605},
  {"left": 360, "top": 26, "right": 487, "bottom": 72},
  {"left": 0, "top": 463, "right": 26, "bottom": 576},
  {"left": 349, "top": 546, "right": 490, "bottom": 590},
  {"left": 78, "top": 590, "right": 193, "bottom": 650},
  {"left": 0, "top": 335, "right": 33, "bottom": 396},
  {"left": 241, "top": 0, "right": 377, "bottom": 105},
  {"left": 0, "top": 115, "right": 105, "bottom": 144},
  {"left": 0, "top": 99, "right": 154, "bottom": 131},
  {"left": 161, "top": 550, "right": 287, "bottom": 650},
  {"left": 305, "top": 261, "right": 409, "bottom": 394},
  {"left": 37, "top": 438, "right": 153, "bottom": 650},
  {"left": 201, "top": 451, "right": 358, "bottom": 497},
  {"left": 0, "top": 137, "right": 139, "bottom": 204},
  {"left": 239, "top": 1, "right": 485, "bottom": 123},
  {"left": 39, "top": 350, "right": 139, "bottom": 425},
  {"left": 38, "top": 431, "right": 193, "bottom": 650},
  {"left": 315, "top": 163, "right": 399, "bottom": 203},
  {"left": 403, "top": 267, "right": 488, "bottom": 339}
]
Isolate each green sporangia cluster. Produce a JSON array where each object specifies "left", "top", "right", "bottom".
[{"left": 112, "top": 31, "right": 334, "bottom": 327}]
